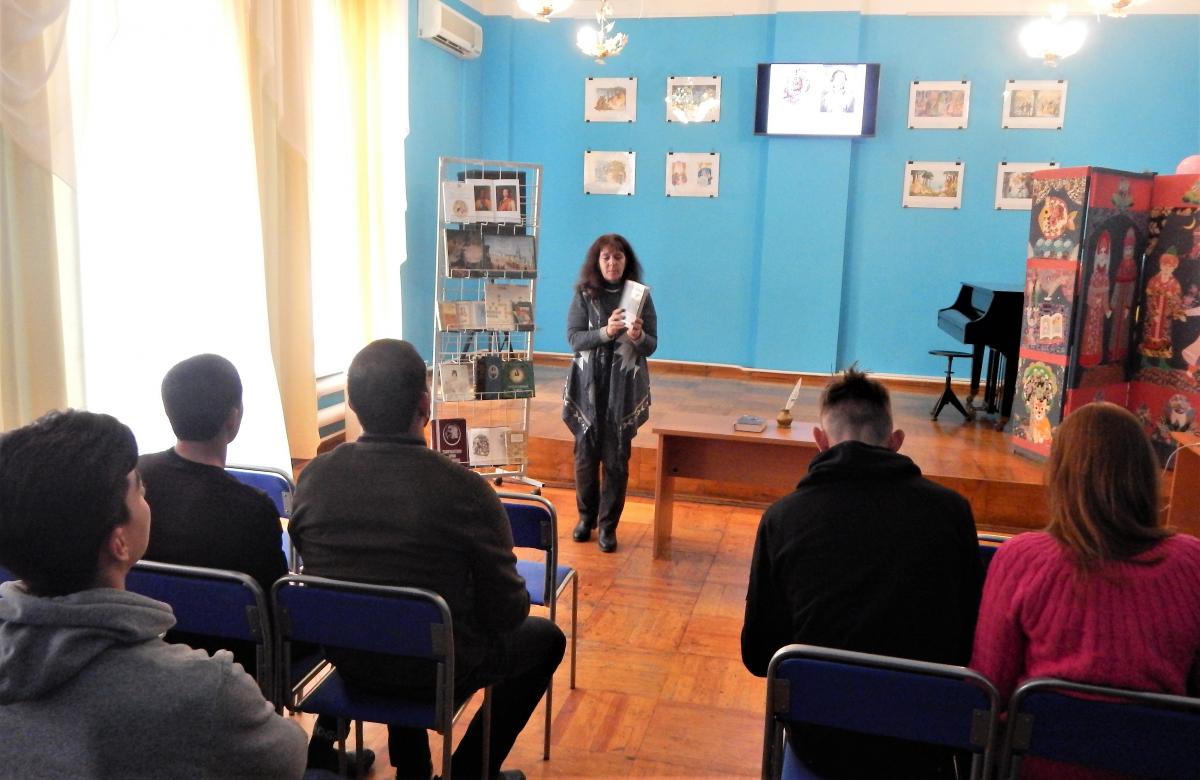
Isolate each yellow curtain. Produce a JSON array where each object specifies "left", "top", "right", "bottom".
[
  {"left": 0, "top": 0, "right": 74, "bottom": 429},
  {"left": 238, "top": 0, "right": 320, "bottom": 459},
  {"left": 0, "top": 131, "right": 69, "bottom": 429}
]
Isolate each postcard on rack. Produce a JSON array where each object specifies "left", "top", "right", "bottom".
[
  {"left": 484, "top": 282, "right": 529, "bottom": 331},
  {"left": 493, "top": 182, "right": 521, "bottom": 224},
  {"left": 438, "top": 301, "right": 463, "bottom": 331},
  {"left": 432, "top": 418, "right": 469, "bottom": 463},
  {"left": 468, "top": 180, "right": 495, "bottom": 222},
  {"left": 438, "top": 362, "right": 475, "bottom": 402},
  {"left": 445, "top": 229, "right": 489, "bottom": 277},
  {"left": 512, "top": 301, "right": 534, "bottom": 331},
  {"left": 441, "top": 181, "right": 475, "bottom": 223},
  {"left": 618, "top": 280, "right": 650, "bottom": 327},
  {"left": 505, "top": 430, "right": 528, "bottom": 465},
  {"left": 455, "top": 300, "right": 486, "bottom": 331},
  {"left": 467, "top": 425, "right": 510, "bottom": 466},
  {"left": 483, "top": 234, "right": 536, "bottom": 277}
]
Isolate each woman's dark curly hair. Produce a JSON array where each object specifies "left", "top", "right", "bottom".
[{"left": 575, "top": 233, "right": 643, "bottom": 299}]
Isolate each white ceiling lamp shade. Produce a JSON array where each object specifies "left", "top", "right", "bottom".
[
  {"left": 1087, "top": 0, "right": 1148, "bottom": 17},
  {"left": 516, "top": 0, "right": 574, "bottom": 22},
  {"left": 1020, "top": 4, "right": 1087, "bottom": 67},
  {"left": 576, "top": 0, "right": 627, "bottom": 64}
]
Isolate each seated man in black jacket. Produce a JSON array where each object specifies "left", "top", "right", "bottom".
[
  {"left": 138, "top": 353, "right": 371, "bottom": 775},
  {"left": 741, "top": 366, "right": 982, "bottom": 779},
  {"left": 290, "top": 339, "right": 565, "bottom": 780}
]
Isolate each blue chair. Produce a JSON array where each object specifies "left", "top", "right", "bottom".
[
  {"left": 272, "top": 574, "right": 491, "bottom": 779},
  {"left": 1003, "top": 677, "right": 1200, "bottom": 779},
  {"left": 497, "top": 491, "right": 578, "bottom": 760},
  {"left": 764, "top": 644, "right": 1000, "bottom": 780},
  {"left": 977, "top": 532, "right": 1009, "bottom": 579},
  {"left": 125, "top": 560, "right": 273, "bottom": 698},
  {"left": 0, "top": 565, "right": 14, "bottom": 585},
  {"left": 226, "top": 464, "right": 299, "bottom": 573}
]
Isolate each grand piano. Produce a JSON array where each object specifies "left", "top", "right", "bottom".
[{"left": 937, "top": 282, "right": 1024, "bottom": 426}]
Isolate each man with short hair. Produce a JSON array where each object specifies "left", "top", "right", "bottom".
[
  {"left": 139, "top": 354, "right": 285, "bottom": 604},
  {"left": 290, "top": 339, "right": 565, "bottom": 780},
  {"left": 139, "top": 353, "right": 370, "bottom": 775},
  {"left": 0, "top": 410, "right": 307, "bottom": 777},
  {"left": 741, "top": 366, "right": 982, "bottom": 778}
]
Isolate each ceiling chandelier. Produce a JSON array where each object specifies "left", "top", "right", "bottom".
[
  {"left": 1020, "top": 4, "right": 1087, "bottom": 67},
  {"left": 576, "top": 0, "right": 627, "bottom": 64},
  {"left": 1088, "top": 0, "right": 1148, "bottom": 17},
  {"left": 516, "top": 0, "right": 574, "bottom": 22}
]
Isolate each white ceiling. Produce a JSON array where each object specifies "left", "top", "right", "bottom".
[{"left": 465, "top": 0, "right": 1200, "bottom": 16}]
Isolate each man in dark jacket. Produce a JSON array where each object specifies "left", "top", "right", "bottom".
[
  {"left": 741, "top": 366, "right": 982, "bottom": 779},
  {"left": 290, "top": 339, "right": 565, "bottom": 780}
]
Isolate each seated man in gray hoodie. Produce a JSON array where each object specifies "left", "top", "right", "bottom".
[{"left": 0, "top": 409, "right": 307, "bottom": 778}]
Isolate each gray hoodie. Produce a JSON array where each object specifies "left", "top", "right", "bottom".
[{"left": 0, "top": 581, "right": 306, "bottom": 779}]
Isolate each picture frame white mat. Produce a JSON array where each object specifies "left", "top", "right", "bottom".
[
  {"left": 665, "top": 152, "right": 719, "bottom": 198},
  {"left": 665, "top": 76, "right": 721, "bottom": 123},
  {"left": 585, "top": 77, "right": 637, "bottom": 123},
  {"left": 584, "top": 150, "right": 636, "bottom": 196},
  {"left": 1002, "top": 80, "right": 1068, "bottom": 130},
  {"left": 907, "top": 80, "right": 970, "bottom": 129},
  {"left": 995, "top": 162, "right": 1058, "bottom": 210},
  {"left": 902, "top": 160, "right": 964, "bottom": 209}
]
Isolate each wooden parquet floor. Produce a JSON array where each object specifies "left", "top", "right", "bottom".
[{"left": 290, "top": 486, "right": 768, "bottom": 778}]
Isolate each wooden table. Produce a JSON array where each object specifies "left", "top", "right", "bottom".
[
  {"left": 652, "top": 413, "right": 818, "bottom": 559},
  {"left": 1167, "top": 431, "right": 1200, "bottom": 537}
]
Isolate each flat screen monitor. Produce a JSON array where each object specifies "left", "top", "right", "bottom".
[{"left": 754, "top": 63, "right": 881, "bottom": 137}]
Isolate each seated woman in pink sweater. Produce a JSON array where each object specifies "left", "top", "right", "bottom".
[{"left": 972, "top": 402, "right": 1200, "bottom": 778}]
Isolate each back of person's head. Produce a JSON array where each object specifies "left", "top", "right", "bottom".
[
  {"left": 1047, "top": 402, "right": 1168, "bottom": 569},
  {"left": 0, "top": 410, "right": 138, "bottom": 596},
  {"left": 818, "top": 366, "right": 894, "bottom": 447},
  {"left": 577, "top": 233, "right": 643, "bottom": 297},
  {"left": 347, "top": 339, "right": 427, "bottom": 436},
  {"left": 161, "top": 354, "right": 242, "bottom": 442}
]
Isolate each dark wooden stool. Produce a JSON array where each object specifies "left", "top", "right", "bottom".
[{"left": 929, "top": 349, "right": 973, "bottom": 421}]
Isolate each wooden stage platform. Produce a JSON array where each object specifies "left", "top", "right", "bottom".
[{"left": 524, "top": 359, "right": 1049, "bottom": 535}]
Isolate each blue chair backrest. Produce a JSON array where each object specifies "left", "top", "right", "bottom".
[
  {"left": 502, "top": 500, "right": 553, "bottom": 551},
  {"left": 766, "top": 644, "right": 999, "bottom": 780},
  {"left": 977, "top": 533, "right": 1008, "bottom": 580},
  {"left": 0, "top": 565, "right": 14, "bottom": 584},
  {"left": 1007, "top": 678, "right": 1200, "bottom": 779},
  {"left": 226, "top": 465, "right": 294, "bottom": 518},
  {"left": 126, "top": 561, "right": 267, "bottom": 643},
  {"left": 272, "top": 575, "right": 451, "bottom": 661}
]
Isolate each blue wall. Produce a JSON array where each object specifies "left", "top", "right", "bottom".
[{"left": 405, "top": 10, "right": 1200, "bottom": 377}]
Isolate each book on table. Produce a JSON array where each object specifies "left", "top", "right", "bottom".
[{"left": 733, "top": 414, "right": 767, "bottom": 433}]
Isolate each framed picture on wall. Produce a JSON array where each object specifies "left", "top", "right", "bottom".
[
  {"left": 995, "top": 161, "right": 1058, "bottom": 210},
  {"left": 584, "top": 150, "right": 636, "bottom": 195},
  {"left": 585, "top": 77, "right": 637, "bottom": 123},
  {"left": 665, "top": 152, "right": 719, "bottom": 197},
  {"left": 665, "top": 76, "right": 721, "bottom": 123},
  {"left": 902, "top": 160, "right": 964, "bottom": 209},
  {"left": 1002, "top": 80, "right": 1067, "bottom": 129},
  {"left": 907, "top": 80, "right": 970, "bottom": 129}
]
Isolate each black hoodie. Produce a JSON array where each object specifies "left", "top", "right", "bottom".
[{"left": 741, "top": 440, "right": 982, "bottom": 778}]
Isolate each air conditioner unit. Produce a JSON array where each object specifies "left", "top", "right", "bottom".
[{"left": 418, "top": 0, "right": 483, "bottom": 60}]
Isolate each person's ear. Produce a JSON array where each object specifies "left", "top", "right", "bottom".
[
  {"left": 887, "top": 429, "right": 905, "bottom": 452},
  {"left": 419, "top": 390, "right": 431, "bottom": 428},
  {"left": 103, "top": 523, "right": 136, "bottom": 567},
  {"left": 813, "top": 427, "right": 831, "bottom": 452},
  {"left": 224, "top": 404, "right": 244, "bottom": 442}
]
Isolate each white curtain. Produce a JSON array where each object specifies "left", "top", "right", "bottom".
[{"left": 65, "top": 0, "right": 289, "bottom": 471}]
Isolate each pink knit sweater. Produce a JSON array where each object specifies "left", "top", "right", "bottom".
[{"left": 971, "top": 531, "right": 1200, "bottom": 778}]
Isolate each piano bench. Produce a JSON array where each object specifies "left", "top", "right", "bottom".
[{"left": 929, "top": 349, "right": 973, "bottom": 422}]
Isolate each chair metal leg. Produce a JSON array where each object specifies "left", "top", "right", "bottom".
[
  {"left": 354, "top": 720, "right": 365, "bottom": 780},
  {"left": 481, "top": 685, "right": 493, "bottom": 780},
  {"left": 543, "top": 675, "right": 552, "bottom": 760},
  {"left": 337, "top": 717, "right": 348, "bottom": 777},
  {"left": 570, "top": 576, "right": 578, "bottom": 690}
]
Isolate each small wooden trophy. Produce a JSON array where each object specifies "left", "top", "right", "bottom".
[{"left": 777, "top": 377, "right": 802, "bottom": 428}]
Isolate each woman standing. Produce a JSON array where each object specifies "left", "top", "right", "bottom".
[
  {"left": 972, "top": 402, "right": 1200, "bottom": 779},
  {"left": 563, "top": 234, "right": 657, "bottom": 552}
]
